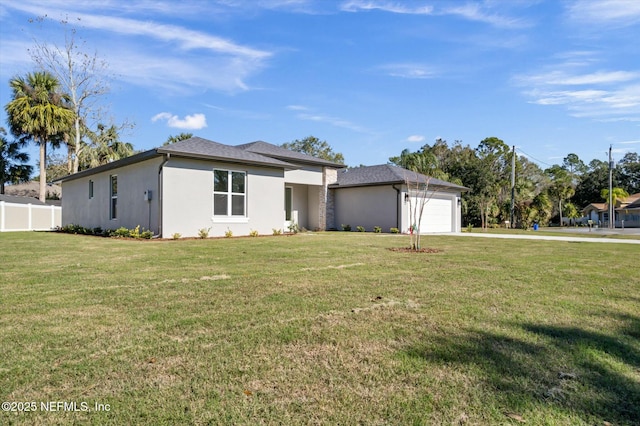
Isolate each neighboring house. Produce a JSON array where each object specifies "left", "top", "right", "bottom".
[
  {"left": 3, "top": 181, "right": 62, "bottom": 199},
  {"left": 0, "top": 194, "right": 61, "bottom": 232},
  {"left": 581, "top": 193, "right": 640, "bottom": 227},
  {"left": 617, "top": 194, "right": 640, "bottom": 228},
  {"left": 57, "top": 137, "right": 467, "bottom": 237},
  {"left": 330, "top": 164, "right": 468, "bottom": 233},
  {"left": 582, "top": 202, "right": 607, "bottom": 225}
]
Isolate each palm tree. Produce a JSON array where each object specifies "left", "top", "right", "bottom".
[
  {"left": 0, "top": 127, "right": 32, "bottom": 194},
  {"left": 601, "top": 187, "right": 630, "bottom": 207},
  {"left": 5, "top": 71, "right": 74, "bottom": 201},
  {"left": 80, "top": 123, "right": 134, "bottom": 169},
  {"left": 163, "top": 132, "right": 193, "bottom": 146}
]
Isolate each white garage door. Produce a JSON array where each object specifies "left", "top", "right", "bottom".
[{"left": 409, "top": 196, "right": 453, "bottom": 233}]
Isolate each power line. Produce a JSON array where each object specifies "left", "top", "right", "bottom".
[{"left": 515, "top": 147, "right": 555, "bottom": 169}]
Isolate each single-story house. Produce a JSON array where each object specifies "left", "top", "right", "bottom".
[
  {"left": 581, "top": 202, "right": 607, "bottom": 225},
  {"left": 616, "top": 194, "right": 640, "bottom": 228},
  {"left": 581, "top": 193, "right": 640, "bottom": 227},
  {"left": 57, "top": 137, "right": 467, "bottom": 237}
]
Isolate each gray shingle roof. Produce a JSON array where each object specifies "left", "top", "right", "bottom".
[
  {"left": 159, "top": 137, "right": 294, "bottom": 168},
  {"left": 0, "top": 194, "right": 52, "bottom": 205},
  {"left": 236, "top": 140, "right": 344, "bottom": 167},
  {"left": 330, "top": 164, "right": 469, "bottom": 191}
]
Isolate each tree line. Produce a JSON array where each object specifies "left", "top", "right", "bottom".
[
  {"left": 388, "top": 137, "right": 639, "bottom": 229},
  {"left": 1, "top": 20, "right": 134, "bottom": 201}
]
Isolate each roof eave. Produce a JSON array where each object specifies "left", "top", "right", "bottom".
[
  {"left": 54, "top": 149, "right": 160, "bottom": 183},
  {"left": 156, "top": 149, "right": 297, "bottom": 170},
  {"left": 330, "top": 181, "right": 469, "bottom": 191}
]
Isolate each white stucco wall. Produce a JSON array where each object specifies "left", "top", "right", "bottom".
[
  {"left": 333, "top": 185, "right": 400, "bottom": 232},
  {"left": 61, "top": 157, "right": 163, "bottom": 233},
  {"left": 307, "top": 186, "right": 321, "bottom": 231},
  {"left": 334, "top": 184, "right": 463, "bottom": 233},
  {"left": 285, "top": 183, "right": 310, "bottom": 230},
  {"left": 161, "top": 158, "right": 284, "bottom": 238},
  {"left": 284, "top": 165, "right": 323, "bottom": 185}
]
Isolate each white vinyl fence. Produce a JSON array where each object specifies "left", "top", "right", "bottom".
[{"left": 0, "top": 201, "right": 61, "bottom": 232}]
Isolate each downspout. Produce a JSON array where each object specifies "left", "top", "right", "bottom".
[
  {"left": 392, "top": 184, "right": 401, "bottom": 230},
  {"left": 157, "top": 153, "right": 170, "bottom": 237}
]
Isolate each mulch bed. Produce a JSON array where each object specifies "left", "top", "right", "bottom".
[{"left": 387, "top": 247, "right": 441, "bottom": 253}]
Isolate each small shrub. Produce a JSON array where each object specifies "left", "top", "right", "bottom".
[
  {"left": 249, "top": 229, "right": 259, "bottom": 237},
  {"left": 93, "top": 227, "right": 103, "bottom": 235},
  {"left": 140, "top": 230, "right": 153, "bottom": 239},
  {"left": 272, "top": 228, "right": 282, "bottom": 235},
  {"left": 287, "top": 222, "right": 300, "bottom": 234},
  {"left": 356, "top": 226, "right": 365, "bottom": 232},
  {"left": 61, "top": 224, "right": 88, "bottom": 234},
  {"left": 113, "top": 227, "right": 130, "bottom": 238},
  {"left": 373, "top": 226, "right": 382, "bottom": 233},
  {"left": 224, "top": 228, "right": 233, "bottom": 238},
  {"left": 341, "top": 224, "right": 351, "bottom": 232},
  {"left": 466, "top": 224, "right": 473, "bottom": 233},
  {"left": 198, "top": 227, "right": 211, "bottom": 239},
  {"left": 390, "top": 227, "right": 400, "bottom": 234},
  {"left": 172, "top": 233, "right": 182, "bottom": 240},
  {"left": 129, "top": 225, "right": 141, "bottom": 239}
]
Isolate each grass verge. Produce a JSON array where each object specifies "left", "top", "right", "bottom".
[{"left": 1, "top": 232, "right": 638, "bottom": 425}]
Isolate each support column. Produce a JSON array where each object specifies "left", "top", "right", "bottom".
[{"left": 318, "top": 167, "right": 337, "bottom": 230}]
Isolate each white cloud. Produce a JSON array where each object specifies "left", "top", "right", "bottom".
[
  {"left": 289, "top": 106, "right": 372, "bottom": 134},
  {"left": 62, "top": 13, "right": 270, "bottom": 60},
  {"left": 340, "top": 0, "right": 529, "bottom": 28},
  {"left": 518, "top": 70, "right": 639, "bottom": 86},
  {"left": 152, "top": 112, "right": 208, "bottom": 130},
  {"left": 378, "top": 63, "right": 438, "bottom": 79},
  {"left": 286, "top": 105, "right": 309, "bottom": 111},
  {"left": 567, "top": 0, "right": 640, "bottom": 26},
  {"left": 297, "top": 112, "right": 370, "bottom": 133},
  {"left": 442, "top": 3, "right": 529, "bottom": 29},
  {"left": 407, "top": 135, "right": 425, "bottom": 143},
  {"left": 514, "top": 54, "right": 640, "bottom": 122},
  {"left": 340, "top": 1, "right": 433, "bottom": 15},
  {"left": 2, "top": 2, "right": 272, "bottom": 93}
]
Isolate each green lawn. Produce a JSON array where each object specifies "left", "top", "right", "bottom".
[{"left": 1, "top": 232, "right": 638, "bottom": 425}]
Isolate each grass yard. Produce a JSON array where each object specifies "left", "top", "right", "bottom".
[{"left": 0, "top": 232, "right": 638, "bottom": 425}]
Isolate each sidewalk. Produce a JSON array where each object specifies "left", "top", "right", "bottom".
[{"left": 452, "top": 232, "right": 640, "bottom": 245}]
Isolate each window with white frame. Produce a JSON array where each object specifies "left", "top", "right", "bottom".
[
  {"left": 110, "top": 175, "right": 117, "bottom": 220},
  {"left": 213, "top": 169, "right": 246, "bottom": 216}
]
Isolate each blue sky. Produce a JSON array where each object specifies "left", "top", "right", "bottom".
[{"left": 1, "top": 0, "right": 639, "bottom": 171}]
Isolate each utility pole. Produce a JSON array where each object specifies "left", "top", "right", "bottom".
[
  {"left": 609, "top": 145, "right": 614, "bottom": 229},
  {"left": 510, "top": 145, "right": 516, "bottom": 229}
]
